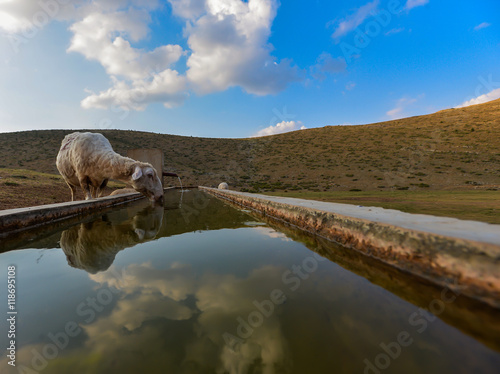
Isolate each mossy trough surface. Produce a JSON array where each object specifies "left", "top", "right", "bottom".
[{"left": 200, "top": 187, "right": 500, "bottom": 308}]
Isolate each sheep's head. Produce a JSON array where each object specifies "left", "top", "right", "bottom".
[
  {"left": 130, "top": 163, "right": 164, "bottom": 204},
  {"left": 132, "top": 204, "right": 164, "bottom": 240}
]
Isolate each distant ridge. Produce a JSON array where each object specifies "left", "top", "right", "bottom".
[{"left": 0, "top": 99, "right": 499, "bottom": 192}]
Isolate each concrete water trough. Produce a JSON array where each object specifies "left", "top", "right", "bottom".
[
  {"left": 0, "top": 186, "right": 196, "bottom": 253},
  {"left": 0, "top": 192, "right": 146, "bottom": 234},
  {"left": 200, "top": 186, "right": 500, "bottom": 308}
]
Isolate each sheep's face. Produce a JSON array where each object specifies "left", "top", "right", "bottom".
[
  {"left": 132, "top": 204, "right": 163, "bottom": 240},
  {"left": 130, "top": 165, "right": 164, "bottom": 204}
]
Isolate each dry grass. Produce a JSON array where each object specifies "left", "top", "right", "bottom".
[
  {"left": 0, "top": 169, "right": 126, "bottom": 210},
  {"left": 0, "top": 99, "right": 498, "bottom": 214}
]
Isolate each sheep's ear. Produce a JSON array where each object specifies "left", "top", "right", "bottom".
[
  {"left": 132, "top": 166, "right": 142, "bottom": 180},
  {"left": 145, "top": 167, "right": 154, "bottom": 177}
]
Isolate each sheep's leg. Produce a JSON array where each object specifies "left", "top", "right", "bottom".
[
  {"left": 79, "top": 177, "right": 93, "bottom": 200},
  {"left": 89, "top": 185, "right": 97, "bottom": 199},
  {"left": 87, "top": 178, "right": 104, "bottom": 198},
  {"left": 70, "top": 185, "right": 76, "bottom": 201},
  {"left": 97, "top": 179, "right": 108, "bottom": 198},
  {"left": 66, "top": 182, "right": 77, "bottom": 201}
]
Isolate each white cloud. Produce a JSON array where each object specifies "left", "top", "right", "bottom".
[
  {"left": 66, "top": 4, "right": 187, "bottom": 109},
  {"left": 81, "top": 69, "right": 188, "bottom": 110},
  {"left": 0, "top": 0, "right": 85, "bottom": 33},
  {"left": 331, "top": 0, "right": 380, "bottom": 40},
  {"left": 385, "top": 27, "right": 405, "bottom": 36},
  {"left": 0, "top": 9, "right": 30, "bottom": 34},
  {"left": 456, "top": 88, "right": 500, "bottom": 108},
  {"left": 68, "top": 10, "right": 184, "bottom": 81},
  {"left": 90, "top": 262, "right": 292, "bottom": 373},
  {"left": 0, "top": 0, "right": 165, "bottom": 35},
  {"left": 169, "top": 0, "right": 206, "bottom": 19},
  {"left": 310, "top": 52, "right": 346, "bottom": 80},
  {"left": 185, "top": 0, "right": 302, "bottom": 95},
  {"left": 192, "top": 265, "right": 292, "bottom": 372},
  {"left": 252, "top": 120, "right": 306, "bottom": 137},
  {"left": 405, "top": 0, "right": 429, "bottom": 11},
  {"left": 386, "top": 96, "right": 419, "bottom": 119},
  {"left": 345, "top": 81, "right": 356, "bottom": 91},
  {"left": 252, "top": 226, "right": 292, "bottom": 241},
  {"left": 91, "top": 262, "right": 197, "bottom": 302},
  {"left": 0, "top": 260, "right": 294, "bottom": 373},
  {"left": 330, "top": 0, "right": 423, "bottom": 41},
  {"left": 1, "top": 0, "right": 302, "bottom": 112},
  {"left": 474, "top": 22, "right": 491, "bottom": 31}
]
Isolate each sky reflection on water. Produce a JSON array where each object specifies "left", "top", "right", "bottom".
[{"left": 1, "top": 190, "right": 499, "bottom": 374}]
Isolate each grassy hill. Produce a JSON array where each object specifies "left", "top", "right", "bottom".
[{"left": 0, "top": 99, "right": 499, "bottom": 216}]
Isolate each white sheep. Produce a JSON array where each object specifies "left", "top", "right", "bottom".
[
  {"left": 56, "top": 132, "right": 164, "bottom": 203},
  {"left": 61, "top": 204, "right": 164, "bottom": 273},
  {"left": 218, "top": 182, "right": 229, "bottom": 190}
]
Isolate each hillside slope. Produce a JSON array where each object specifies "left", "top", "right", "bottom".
[{"left": 0, "top": 99, "right": 499, "bottom": 193}]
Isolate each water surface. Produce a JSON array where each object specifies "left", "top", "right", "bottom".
[{"left": 1, "top": 190, "right": 499, "bottom": 374}]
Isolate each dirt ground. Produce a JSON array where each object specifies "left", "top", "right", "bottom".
[{"left": 0, "top": 169, "right": 126, "bottom": 210}]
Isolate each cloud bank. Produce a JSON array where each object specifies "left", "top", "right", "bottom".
[
  {"left": 310, "top": 52, "right": 347, "bottom": 80},
  {"left": 185, "top": 0, "right": 302, "bottom": 95},
  {"left": 0, "top": 0, "right": 303, "bottom": 111},
  {"left": 473, "top": 22, "right": 491, "bottom": 31},
  {"left": 405, "top": 0, "right": 429, "bottom": 11},
  {"left": 456, "top": 88, "right": 500, "bottom": 108},
  {"left": 331, "top": 0, "right": 429, "bottom": 40},
  {"left": 253, "top": 120, "right": 306, "bottom": 137},
  {"left": 331, "top": 0, "right": 380, "bottom": 40},
  {"left": 386, "top": 95, "right": 420, "bottom": 119}
]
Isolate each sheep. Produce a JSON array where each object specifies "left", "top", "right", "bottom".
[
  {"left": 56, "top": 132, "right": 164, "bottom": 203},
  {"left": 218, "top": 182, "right": 229, "bottom": 190},
  {"left": 61, "top": 204, "right": 163, "bottom": 273}
]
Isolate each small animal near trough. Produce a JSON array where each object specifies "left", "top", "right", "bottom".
[{"left": 56, "top": 132, "right": 164, "bottom": 203}]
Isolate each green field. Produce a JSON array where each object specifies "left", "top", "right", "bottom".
[{"left": 264, "top": 190, "right": 500, "bottom": 224}]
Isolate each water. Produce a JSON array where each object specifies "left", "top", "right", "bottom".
[
  {"left": 1, "top": 190, "right": 499, "bottom": 374},
  {"left": 177, "top": 175, "right": 184, "bottom": 192}
]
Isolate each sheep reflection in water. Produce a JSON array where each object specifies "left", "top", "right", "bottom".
[{"left": 60, "top": 204, "right": 164, "bottom": 274}]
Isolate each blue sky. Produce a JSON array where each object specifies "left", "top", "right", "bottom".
[{"left": 0, "top": 0, "right": 498, "bottom": 138}]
